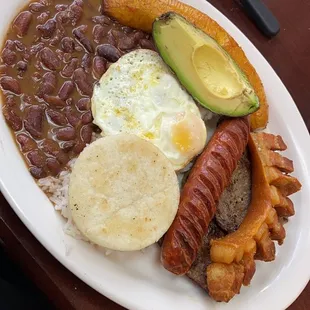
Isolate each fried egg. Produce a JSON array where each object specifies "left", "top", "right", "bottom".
[{"left": 91, "top": 49, "right": 207, "bottom": 170}]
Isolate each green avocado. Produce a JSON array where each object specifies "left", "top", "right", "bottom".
[{"left": 152, "top": 12, "right": 259, "bottom": 116}]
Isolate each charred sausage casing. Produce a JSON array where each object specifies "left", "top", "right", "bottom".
[{"left": 161, "top": 117, "right": 250, "bottom": 275}]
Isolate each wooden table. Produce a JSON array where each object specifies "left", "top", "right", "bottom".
[{"left": 1, "top": 0, "right": 309, "bottom": 309}]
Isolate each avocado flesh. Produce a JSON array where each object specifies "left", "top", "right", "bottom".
[{"left": 153, "top": 13, "right": 259, "bottom": 116}]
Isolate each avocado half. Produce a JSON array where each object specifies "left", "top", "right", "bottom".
[{"left": 153, "top": 12, "right": 260, "bottom": 117}]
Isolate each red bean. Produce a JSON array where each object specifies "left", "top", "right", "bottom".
[
  {"left": 16, "top": 61, "right": 28, "bottom": 73},
  {"left": 68, "top": 2, "right": 83, "bottom": 26},
  {"left": 106, "top": 32, "right": 117, "bottom": 46},
  {"left": 41, "top": 139, "right": 60, "bottom": 156},
  {"left": 55, "top": 127, "right": 76, "bottom": 141},
  {"left": 61, "top": 58, "right": 79, "bottom": 78},
  {"left": 81, "top": 124, "right": 93, "bottom": 144},
  {"left": 97, "top": 44, "right": 121, "bottom": 62},
  {"left": 73, "top": 68, "right": 93, "bottom": 96},
  {"left": 4, "top": 40, "right": 15, "bottom": 50},
  {"left": 15, "top": 39, "right": 27, "bottom": 51},
  {"left": 93, "top": 24, "right": 105, "bottom": 44},
  {"left": 139, "top": 39, "right": 156, "bottom": 50},
  {"left": 76, "top": 97, "right": 90, "bottom": 111},
  {"left": 5, "top": 95, "right": 17, "bottom": 107},
  {"left": 73, "top": 25, "right": 94, "bottom": 53},
  {"left": 56, "top": 150, "right": 69, "bottom": 164},
  {"left": 55, "top": 49, "right": 65, "bottom": 62},
  {"left": 73, "top": 23, "right": 85, "bottom": 33},
  {"left": 73, "top": 140, "right": 86, "bottom": 154},
  {"left": 40, "top": 47, "right": 61, "bottom": 71},
  {"left": 64, "top": 106, "right": 81, "bottom": 127},
  {"left": 37, "top": 19, "right": 56, "bottom": 38},
  {"left": 60, "top": 37, "right": 75, "bottom": 53},
  {"left": 55, "top": 4, "right": 68, "bottom": 12},
  {"left": 37, "top": 12, "right": 50, "bottom": 25},
  {"left": 16, "top": 40, "right": 28, "bottom": 54},
  {"left": 118, "top": 36, "right": 136, "bottom": 51},
  {"left": 58, "top": 81, "right": 75, "bottom": 100},
  {"left": 17, "top": 134, "right": 37, "bottom": 152},
  {"left": 1, "top": 47, "right": 17, "bottom": 65},
  {"left": 27, "top": 150, "right": 46, "bottom": 167},
  {"left": 92, "top": 15, "right": 111, "bottom": 25},
  {"left": 61, "top": 140, "right": 75, "bottom": 152},
  {"left": 15, "top": 41, "right": 25, "bottom": 50},
  {"left": 81, "top": 53, "right": 92, "bottom": 72},
  {"left": 56, "top": 10, "right": 70, "bottom": 25},
  {"left": 12, "top": 11, "right": 33, "bottom": 37},
  {"left": 37, "top": 72, "right": 57, "bottom": 97},
  {"left": 132, "top": 31, "right": 146, "bottom": 43},
  {"left": 49, "top": 29, "right": 65, "bottom": 47},
  {"left": 111, "top": 29, "right": 123, "bottom": 39},
  {"left": 29, "top": 2, "right": 46, "bottom": 13},
  {"left": 24, "top": 105, "right": 45, "bottom": 139},
  {"left": 93, "top": 56, "right": 107, "bottom": 79},
  {"left": 46, "top": 158, "right": 61, "bottom": 176},
  {"left": 44, "top": 95, "right": 66, "bottom": 108},
  {"left": 46, "top": 109, "right": 68, "bottom": 126},
  {"left": 81, "top": 111, "right": 93, "bottom": 124},
  {"left": 30, "top": 42, "right": 44, "bottom": 55},
  {"left": 122, "top": 26, "right": 133, "bottom": 34},
  {"left": 57, "top": 18, "right": 66, "bottom": 34},
  {"left": 0, "top": 76, "right": 21, "bottom": 94},
  {"left": 30, "top": 166, "right": 46, "bottom": 179},
  {"left": 2, "top": 105, "right": 22, "bottom": 131}
]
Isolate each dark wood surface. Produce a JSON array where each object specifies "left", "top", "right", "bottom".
[{"left": 1, "top": 0, "right": 309, "bottom": 309}]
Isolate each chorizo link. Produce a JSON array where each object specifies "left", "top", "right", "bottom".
[{"left": 161, "top": 117, "right": 250, "bottom": 275}]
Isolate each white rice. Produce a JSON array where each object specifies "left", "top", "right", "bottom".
[
  {"left": 37, "top": 132, "right": 103, "bottom": 242},
  {"left": 37, "top": 158, "right": 89, "bottom": 240}
]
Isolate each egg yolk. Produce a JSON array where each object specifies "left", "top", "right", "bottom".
[
  {"left": 171, "top": 112, "right": 207, "bottom": 155},
  {"left": 172, "top": 122, "right": 193, "bottom": 152}
]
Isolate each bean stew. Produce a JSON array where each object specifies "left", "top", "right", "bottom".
[{"left": 0, "top": 0, "right": 155, "bottom": 178}]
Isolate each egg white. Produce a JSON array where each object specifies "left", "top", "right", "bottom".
[{"left": 91, "top": 49, "right": 207, "bottom": 170}]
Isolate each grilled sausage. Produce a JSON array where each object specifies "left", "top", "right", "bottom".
[{"left": 161, "top": 117, "right": 250, "bottom": 275}]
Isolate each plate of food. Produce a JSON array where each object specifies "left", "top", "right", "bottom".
[{"left": 0, "top": 0, "right": 309, "bottom": 309}]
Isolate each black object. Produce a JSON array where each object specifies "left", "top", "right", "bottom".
[
  {"left": 240, "top": 0, "right": 280, "bottom": 37},
  {"left": 0, "top": 246, "right": 54, "bottom": 310}
]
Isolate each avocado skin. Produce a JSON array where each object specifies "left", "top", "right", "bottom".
[{"left": 152, "top": 12, "right": 260, "bottom": 117}]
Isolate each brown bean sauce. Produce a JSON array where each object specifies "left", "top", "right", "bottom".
[{"left": 0, "top": 0, "right": 155, "bottom": 179}]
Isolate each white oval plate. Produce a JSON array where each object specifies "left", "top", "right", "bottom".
[{"left": 1, "top": 1, "right": 310, "bottom": 309}]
